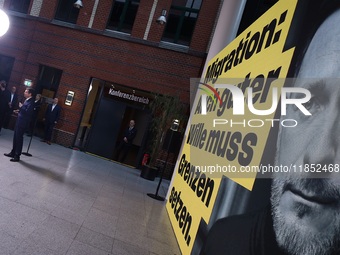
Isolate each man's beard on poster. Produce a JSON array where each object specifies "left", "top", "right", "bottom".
[{"left": 270, "top": 163, "right": 340, "bottom": 255}]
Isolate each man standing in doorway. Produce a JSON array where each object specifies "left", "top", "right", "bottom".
[
  {"left": 42, "top": 97, "right": 61, "bottom": 145},
  {"left": 27, "top": 93, "right": 42, "bottom": 136},
  {"left": 115, "top": 120, "right": 137, "bottom": 163}
]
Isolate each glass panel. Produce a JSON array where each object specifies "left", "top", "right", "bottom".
[
  {"left": 36, "top": 65, "right": 62, "bottom": 95},
  {"left": 74, "top": 78, "right": 103, "bottom": 150},
  {"left": 55, "top": 0, "right": 80, "bottom": 24},
  {"left": 34, "top": 65, "right": 62, "bottom": 138},
  {"left": 0, "top": 54, "right": 15, "bottom": 84},
  {"left": 106, "top": 0, "right": 140, "bottom": 34},
  {"left": 162, "top": 0, "right": 202, "bottom": 46},
  {"left": 9, "top": 0, "right": 31, "bottom": 14},
  {"left": 8, "top": 0, "right": 31, "bottom": 14}
]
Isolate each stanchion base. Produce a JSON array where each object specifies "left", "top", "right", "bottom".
[
  {"left": 22, "top": 152, "right": 32, "bottom": 157},
  {"left": 147, "top": 193, "right": 165, "bottom": 201}
]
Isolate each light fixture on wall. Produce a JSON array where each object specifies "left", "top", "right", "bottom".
[
  {"left": 170, "top": 119, "right": 180, "bottom": 131},
  {"left": 156, "top": 9, "right": 167, "bottom": 25},
  {"left": 74, "top": 0, "right": 83, "bottom": 9}
]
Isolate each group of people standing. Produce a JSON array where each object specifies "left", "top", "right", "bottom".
[{"left": 0, "top": 80, "right": 61, "bottom": 162}]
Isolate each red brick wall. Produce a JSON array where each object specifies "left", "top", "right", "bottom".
[
  {"left": 191, "top": 0, "right": 221, "bottom": 52},
  {"left": 0, "top": 0, "right": 221, "bottom": 147},
  {"left": 131, "top": 0, "right": 154, "bottom": 38},
  {"left": 40, "top": 0, "right": 59, "bottom": 20},
  {"left": 147, "top": 0, "right": 173, "bottom": 42},
  {"left": 77, "top": 0, "right": 95, "bottom": 27}
]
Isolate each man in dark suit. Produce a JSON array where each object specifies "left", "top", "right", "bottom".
[
  {"left": 4, "top": 88, "right": 35, "bottom": 162},
  {"left": 115, "top": 120, "right": 137, "bottom": 163},
  {"left": 3, "top": 86, "right": 18, "bottom": 129},
  {"left": 42, "top": 97, "right": 61, "bottom": 145},
  {"left": 27, "top": 93, "right": 42, "bottom": 136},
  {"left": 0, "top": 80, "right": 10, "bottom": 134}
]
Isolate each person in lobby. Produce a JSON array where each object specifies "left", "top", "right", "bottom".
[
  {"left": 3, "top": 86, "right": 18, "bottom": 129},
  {"left": 42, "top": 97, "right": 61, "bottom": 145},
  {"left": 0, "top": 80, "right": 10, "bottom": 134},
  {"left": 200, "top": 3, "right": 340, "bottom": 255},
  {"left": 4, "top": 88, "right": 35, "bottom": 162},
  {"left": 114, "top": 119, "right": 137, "bottom": 163},
  {"left": 26, "top": 93, "right": 42, "bottom": 136}
]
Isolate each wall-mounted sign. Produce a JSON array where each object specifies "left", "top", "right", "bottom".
[
  {"left": 65, "top": 91, "right": 75, "bottom": 106},
  {"left": 104, "top": 83, "right": 152, "bottom": 106},
  {"left": 24, "top": 79, "right": 32, "bottom": 87}
]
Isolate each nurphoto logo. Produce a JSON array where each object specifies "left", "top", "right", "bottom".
[
  {"left": 199, "top": 82, "right": 311, "bottom": 116},
  {"left": 198, "top": 81, "right": 311, "bottom": 128}
]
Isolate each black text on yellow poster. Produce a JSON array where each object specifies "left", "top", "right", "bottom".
[{"left": 166, "top": 1, "right": 297, "bottom": 254}]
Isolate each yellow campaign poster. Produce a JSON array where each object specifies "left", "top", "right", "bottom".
[{"left": 166, "top": 0, "right": 297, "bottom": 254}]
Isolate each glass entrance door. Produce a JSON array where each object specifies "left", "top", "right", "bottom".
[
  {"left": 75, "top": 78, "right": 152, "bottom": 168},
  {"left": 86, "top": 98, "right": 125, "bottom": 159}
]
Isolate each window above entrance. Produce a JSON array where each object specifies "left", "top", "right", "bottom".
[{"left": 106, "top": 0, "right": 140, "bottom": 34}]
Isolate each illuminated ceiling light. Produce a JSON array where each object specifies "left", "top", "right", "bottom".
[{"left": 0, "top": 9, "right": 10, "bottom": 37}]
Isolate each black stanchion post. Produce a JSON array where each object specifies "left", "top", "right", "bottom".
[
  {"left": 147, "top": 119, "right": 179, "bottom": 201},
  {"left": 147, "top": 148, "right": 171, "bottom": 201}
]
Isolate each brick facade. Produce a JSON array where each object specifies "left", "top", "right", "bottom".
[{"left": 0, "top": 0, "right": 220, "bottom": 170}]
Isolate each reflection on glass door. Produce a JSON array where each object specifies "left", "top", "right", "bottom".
[{"left": 74, "top": 78, "right": 102, "bottom": 149}]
